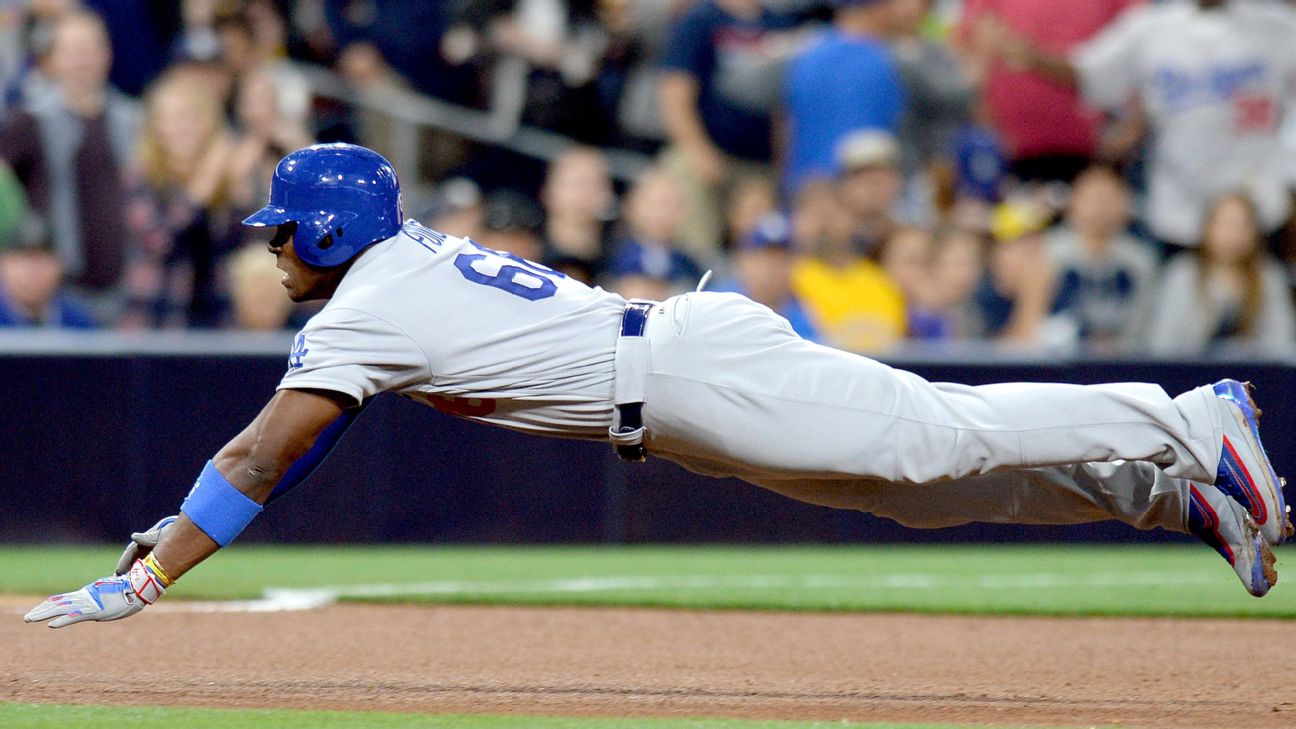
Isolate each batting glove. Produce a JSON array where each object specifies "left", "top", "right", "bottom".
[
  {"left": 25, "top": 558, "right": 169, "bottom": 629},
  {"left": 114, "top": 514, "right": 178, "bottom": 576}
]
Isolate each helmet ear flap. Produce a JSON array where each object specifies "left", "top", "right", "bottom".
[{"left": 291, "top": 211, "right": 358, "bottom": 267}]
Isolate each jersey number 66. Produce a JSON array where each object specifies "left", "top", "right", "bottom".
[{"left": 453, "top": 242, "right": 565, "bottom": 301}]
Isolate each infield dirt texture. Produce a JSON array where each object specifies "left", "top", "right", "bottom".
[{"left": 4, "top": 598, "right": 1293, "bottom": 728}]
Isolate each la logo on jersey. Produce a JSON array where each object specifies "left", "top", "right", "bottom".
[{"left": 288, "top": 334, "right": 309, "bottom": 369}]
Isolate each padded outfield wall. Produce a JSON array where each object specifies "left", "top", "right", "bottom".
[{"left": 4, "top": 332, "right": 1293, "bottom": 545}]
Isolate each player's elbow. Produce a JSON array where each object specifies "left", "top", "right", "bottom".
[{"left": 243, "top": 435, "right": 309, "bottom": 489}]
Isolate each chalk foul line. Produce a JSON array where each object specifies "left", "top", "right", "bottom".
[{"left": 139, "top": 570, "right": 1220, "bottom": 614}]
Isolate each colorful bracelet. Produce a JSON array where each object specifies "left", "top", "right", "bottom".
[{"left": 142, "top": 552, "right": 174, "bottom": 587}]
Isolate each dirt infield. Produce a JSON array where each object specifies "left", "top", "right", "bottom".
[{"left": 3, "top": 598, "right": 1293, "bottom": 728}]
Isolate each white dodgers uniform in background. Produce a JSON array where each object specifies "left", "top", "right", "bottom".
[
  {"left": 1074, "top": 2, "right": 1296, "bottom": 246},
  {"left": 282, "top": 220, "right": 1230, "bottom": 534}
]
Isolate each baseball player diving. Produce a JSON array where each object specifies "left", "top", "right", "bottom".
[{"left": 25, "top": 144, "right": 1292, "bottom": 628}]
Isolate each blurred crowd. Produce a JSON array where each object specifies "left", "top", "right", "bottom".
[{"left": 5, "top": 0, "right": 1296, "bottom": 358}]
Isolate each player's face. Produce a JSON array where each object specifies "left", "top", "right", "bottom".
[{"left": 266, "top": 224, "right": 343, "bottom": 302}]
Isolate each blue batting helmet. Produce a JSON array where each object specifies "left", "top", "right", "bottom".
[{"left": 242, "top": 143, "right": 403, "bottom": 268}]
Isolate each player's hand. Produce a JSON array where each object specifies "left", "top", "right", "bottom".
[
  {"left": 24, "top": 558, "right": 167, "bottom": 628},
  {"left": 114, "top": 515, "right": 177, "bottom": 576}
]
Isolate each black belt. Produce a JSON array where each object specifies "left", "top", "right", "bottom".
[{"left": 612, "top": 301, "right": 654, "bottom": 462}]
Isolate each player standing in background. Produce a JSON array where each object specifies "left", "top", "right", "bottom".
[
  {"left": 25, "top": 144, "right": 1292, "bottom": 629},
  {"left": 982, "top": 0, "right": 1296, "bottom": 250}
]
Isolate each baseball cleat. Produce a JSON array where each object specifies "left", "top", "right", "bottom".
[
  {"left": 1188, "top": 482, "right": 1277, "bottom": 597},
  {"left": 1211, "top": 380, "right": 1290, "bottom": 545}
]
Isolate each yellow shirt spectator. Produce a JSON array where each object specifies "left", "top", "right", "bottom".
[{"left": 792, "top": 256, "right": 906, "bottom": 353}]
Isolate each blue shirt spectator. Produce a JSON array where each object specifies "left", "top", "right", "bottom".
[
  {"left": 660, "top": 0, "right": 798, "bottom": 162},
  {"left": 782, "top": 1, "right": 905, "bottom": 195}
]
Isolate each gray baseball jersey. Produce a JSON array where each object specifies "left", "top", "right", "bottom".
[
  {"left": 279, "top": 220, "right": 1233, "bottom": 537},
  {"left": 279, "top": 220, "right": 624, "bottom": 438}
]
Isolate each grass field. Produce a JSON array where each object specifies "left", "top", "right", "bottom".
[
  {"left": 0, "top": 543, "right": 1290, "bottom": 618},
  {"left": 0, "top": 703, "right": 1083, "bottom": 729}
]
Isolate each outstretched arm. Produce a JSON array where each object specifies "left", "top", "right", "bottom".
[
  {"left": 151, "top": 388, "right": 352, "bottom": 579},
  {"left": 25, "top": 388, "right": 352, "bottom": 627}
]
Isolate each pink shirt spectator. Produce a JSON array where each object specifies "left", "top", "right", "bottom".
[{"left": 958, "top": 0, "right": 1138, "bottom": 161}]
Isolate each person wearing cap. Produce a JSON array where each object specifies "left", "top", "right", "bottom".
[
  {"left": 781, "top": 0, "right": 905, "bottom": 197},
  {"left": 716, "top": 212, "right": 818, "bottom": 341},
  {"left": 972, "top": 199, "right": 1059, "bottom": 344},
  {"left": 835, "top": 128, "right": 906, "bottom": 256},
  {"left": 475, "top": 189, "right": 545, "bottom": 264},
  {"left": 603, "top": 242, "right": 703, "bottom": 303},
  {"left": 0, "top": 215, "right": 96, "bottom": 328},
  {"left": 605, "top": 168, "right": 703, "bottom": 300}
]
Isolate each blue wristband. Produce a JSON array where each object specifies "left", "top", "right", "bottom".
[{"left": 180, "top": 461, "right": 263, "bottom": 547}]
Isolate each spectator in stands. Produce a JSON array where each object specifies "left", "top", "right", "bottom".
[
  {"left": 171, "top": 0, "right": 221, "bottom": 63},
  {"left": 217, "top": 8, "right": 267, "bottom": 77},
  {"left": 782, "top": 0, "right": 905, "bottom": 196},
  {"left": 324, "top": 0, "right": 473, "bottom": 105},
  {"left": 973, "top": 200, "right": 1058, "bottom": 345},
  {"left": 717, "top": 212, "right": 817, "bottom": 341},
  {"left": 888, "top": 0, "right": 973, "bottom": 194},
  {"left": 658, "top": 0, "right": 798, "bottom": 261},
  {"left": 955, "top": 0, "right": 1136, "bottom": 183},
  {"left": 591, "top": 0, "right": 670, "bottom": 148},
  {"left": 835, "top": 129, "right": 905, "bottom": 257},
  {"left": 3, "top": 0, "right": 81, "bottom": 113},
  {"left": 224, "top": 242, "right": 294, "bottom": 331},
  {"left": 426, "top": 177, "right": 485, "bottom": 241},
  {"left": 0, "top": 215, "right": 95, "bottom": 329},
  {"left": 790, "top": 179, "right": 905, "bottom": 353},
  {"left": 723, "top": 174, "right": 778, "bottom": 252},
  {"left": 1145, "top": 193, "right": 1296, "bottom": 356},
  {"left": 477, "top": 188, "right": 546, "bottom": 264},
  {"left": 0, "top": 10, "right": 138, "bottom": 319},
  {"left": 216, "top": 8, "right": 312, "bottom": 128},
  {"left": 225, "top": 68, "right": 315, "bottom": 214},
  {"left": 1047, "top": 166, "right": 1158, "bottom": 353},
  {"left": 120, "top": 73, "right": 240, "bottom": 329},
  {"left": 606, "top": 167, "right": 702, "bottom": 298},
  {"left": 539, "top": 146, "right": 614, "bottom": 276},
  {"left": 165, "top": 58, "right": 237, "bottom": 114},
  {"left": 878, "top": 225, "right": 944, "bottom": 339},
  {"left": 926, "top": 226, "right": 988, "bottom": 340},
  {"left": 480, "top": 0, "right": 617, "bottom": 143},
  {"left": 1000, "top": 0, "right": 1296, "bottom": 250},
  {"left": 603, "top": 250, "right": 677, "bottom": 302}
]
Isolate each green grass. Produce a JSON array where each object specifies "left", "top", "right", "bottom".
[
  {"left": 1, "top": 543, "right": 1292, "bottom": 618},
  {"left": 0, "top": 703, "right": 1094, "bottom": 729}
]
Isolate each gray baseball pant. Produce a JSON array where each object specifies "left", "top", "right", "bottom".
[{"left": 631, "top": 293, "right": 1221, "bottom": 534}]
